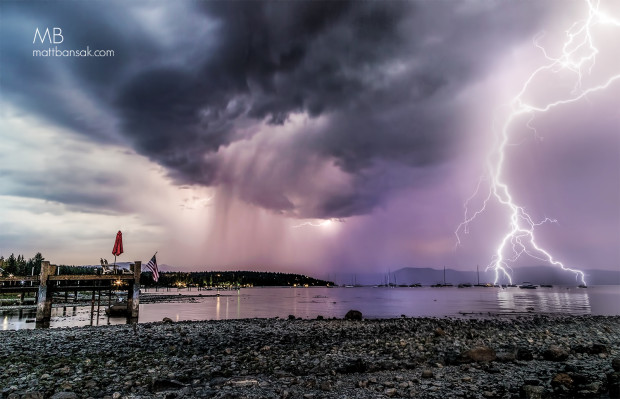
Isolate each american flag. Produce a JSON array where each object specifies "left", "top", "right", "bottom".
[{"left": 146, "top": 253, "right": 159, "bottom": 282}]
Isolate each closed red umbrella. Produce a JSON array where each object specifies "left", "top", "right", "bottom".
[{"left": 112, "top": 230, "right": 123, "bottom": 266}]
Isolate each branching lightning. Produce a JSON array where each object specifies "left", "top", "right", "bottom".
[{"left": 456, "top": 0, "right": 620, "bottom": 285}]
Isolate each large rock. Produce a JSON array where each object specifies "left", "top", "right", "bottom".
[
  {"left": 337, "top": 358, "right": 366, "bottom": 373},
  {"left": 608, "top": 371, "right": 620, "bottom": 398},
  {"left": 551, "top": 373, "right": 573, "bottom": 392},
  {"left": 612, "top": 357, "right": 620, "bottom": 372},
  {"left": 344, "top": 310, "right": 362, "bottom": 321},
  {"left": 461, "top": 346, "right": 496, "bottom": 363},
  {"left": 516, "top": 347, "right": 534, "bottom": 361},
  {"left": 496, "top": 351, "right": 516, "bottom": 362},
  {"left": 543, "top": 345, "right": 569, "bottom": 362},
  {"left": 591, "top": 343, "right": 607, "bottom": 354}
]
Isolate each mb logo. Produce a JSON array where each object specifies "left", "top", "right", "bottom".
[{"left": 33, "top": 27, "right": 64, "bottom": 44}]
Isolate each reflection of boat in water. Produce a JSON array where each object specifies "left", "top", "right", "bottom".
[
  {"left": 519, "top": 282, "right": 537, "bottom": 289},
  {"left": 540, "top": 284, "right": 553, "bottom": 288}
]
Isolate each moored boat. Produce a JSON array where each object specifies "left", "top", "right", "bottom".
[{"left": 519, "top": 282, "right": 537, "bottom": 289}]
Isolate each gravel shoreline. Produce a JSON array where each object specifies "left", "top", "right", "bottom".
[{"left": 1, "top": 315, "right": 619, "bottom": 399}]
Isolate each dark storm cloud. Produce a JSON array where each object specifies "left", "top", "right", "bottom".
[
  {"left": 0, "top": 1, "right": 157, "bottom": 141},
  {"left": 115, "top": 1, "right": 409, "bottom": 185},
  {"left": 2, "top": 0, "right": 553, "bottom": 217}
]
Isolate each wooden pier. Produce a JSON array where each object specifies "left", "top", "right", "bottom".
[{"left": 0, "top": 260, "right": 141, "bottom": 327}]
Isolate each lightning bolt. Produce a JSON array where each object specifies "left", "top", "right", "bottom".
[
  {"left": 291, "top": 218, "right": 344, "bottom": 229},
  {"left": 456, "top": 0, "right": 620, "bottom": 286}
]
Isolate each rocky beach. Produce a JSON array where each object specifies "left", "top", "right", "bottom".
[{"left": 1, "top": 315, "right": 619, "bottom": 399}]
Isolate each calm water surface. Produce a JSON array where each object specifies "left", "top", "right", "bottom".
[{"left": 2, "top": 285, "right": 619, "bottom": 330}]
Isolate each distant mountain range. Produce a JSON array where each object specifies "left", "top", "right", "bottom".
[
  {"left": 391, "top": 266, "right": 619, "bottom": 286},
  {"left": 78, "top": 263, "right": 617, "bottom": 286}
]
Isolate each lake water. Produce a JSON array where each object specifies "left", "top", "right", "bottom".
[{"left": 2, "top": 285, "right": 619, "bottom": 330}]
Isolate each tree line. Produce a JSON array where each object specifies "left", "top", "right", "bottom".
[
  {"left": 0, "top": 252, "right": 44, "bottom": 276},
  {"left": 0, "top": 253, "right": 105, "bottom": 277},
  {"left": 140, "top": 270, "right": 333, "bottom": 287},
  {"left": 0, "top": 254, "right": 333, "bottom": 287}
]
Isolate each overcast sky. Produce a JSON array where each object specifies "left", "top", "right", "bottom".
[{"left": 1, "top": 1, "right": 618, "bottom": 280}]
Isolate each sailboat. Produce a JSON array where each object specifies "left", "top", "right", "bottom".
[{"left": 474, "top": 264, "right": 487, "bottom": 287}]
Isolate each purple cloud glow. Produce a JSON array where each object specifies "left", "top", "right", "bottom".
[{"left": 0, "top": 1, "right": 618, "bottom": 280}]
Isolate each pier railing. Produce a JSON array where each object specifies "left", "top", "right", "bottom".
[{"left": 0, "top": 260, "right": 141, "bottom": 327}]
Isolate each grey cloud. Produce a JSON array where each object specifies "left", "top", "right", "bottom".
[
  {"left": 0, "top": 168, "right": 130, "bottom": 214},
  {"left": 2, "top": 0, "right": 555, "bottom": 218},
  {"left": 0, "top": 1, "right": 160, "bottom": 142}
]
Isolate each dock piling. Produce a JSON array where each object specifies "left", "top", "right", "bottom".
[
  {"left": 127, "top": 261, "right": 141, "bottom": 322},
  {"left": 35, "top": 261, "right": 55, "bottom": 326}
]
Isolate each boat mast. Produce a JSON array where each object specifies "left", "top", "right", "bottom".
[{"left": 477, "top": 264, "right": 479, "bottom": 286}]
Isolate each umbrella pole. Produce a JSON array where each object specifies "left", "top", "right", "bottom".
[{"left": 114, "top": 255, "right": 117, "bottom": 273}]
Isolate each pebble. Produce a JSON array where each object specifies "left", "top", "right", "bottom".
[{"left": 0, "top": 316, "right": 617, "bottom": 399}]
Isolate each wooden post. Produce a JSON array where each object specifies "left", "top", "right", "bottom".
[
  {"left": 127, "top": 261, "right": 141, "bottom": 322},
  {"left": 36, "top": 261, "right": 56, "bottom": 326},
  {"left": 96, "top": 286, "right": 101, "bottom": 325},
  {"left": 90, "top": 290, "right": 96, "bottom": 325}
]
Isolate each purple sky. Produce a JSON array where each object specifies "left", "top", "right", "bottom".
[{"left": 0, "top": 1, "right": 618, "bottom": 279}]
